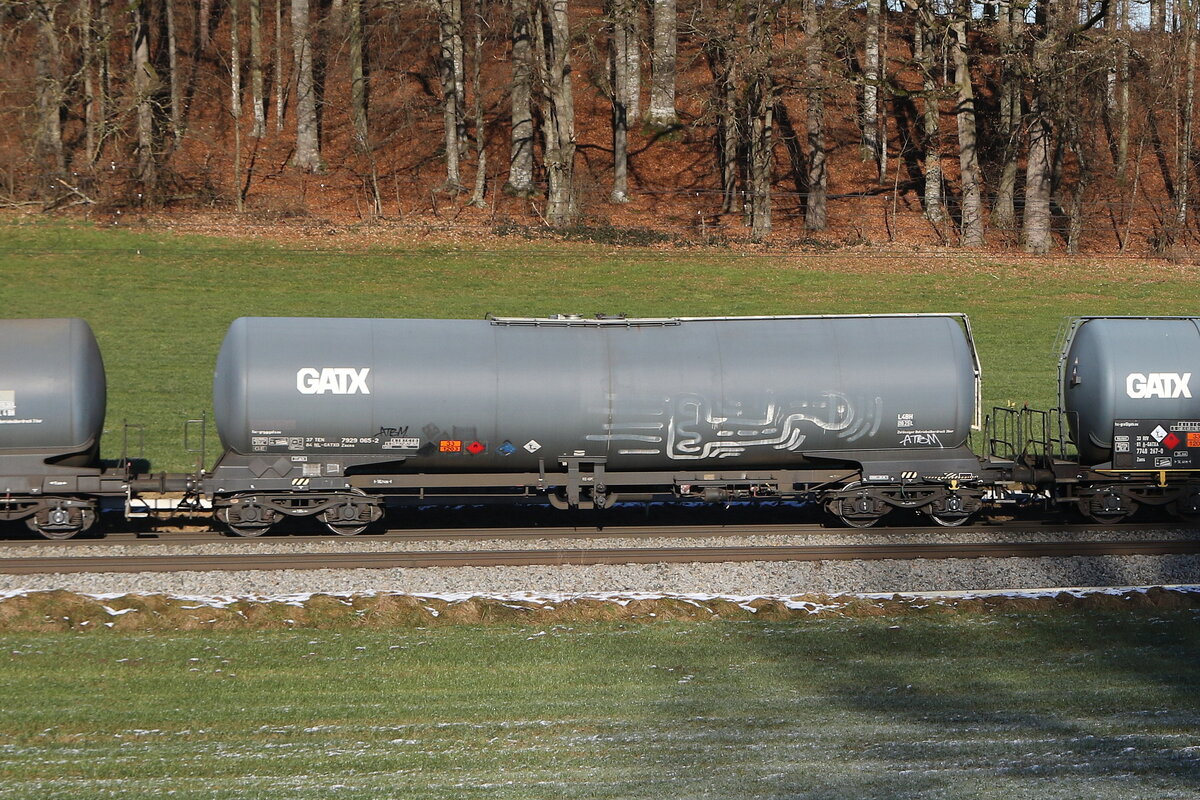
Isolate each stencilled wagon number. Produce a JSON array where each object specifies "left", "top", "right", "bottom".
[{"left": 340, "top": 437, "right": 379, "bottom": 445}]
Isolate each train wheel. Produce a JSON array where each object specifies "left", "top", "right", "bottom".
[
  {"left": 1077, "top": 491, "right": 1138, "bottom": 525},
  {"left": 216, "top": 501, "right": 279, "bottom": 537},
  {"left": 825, "top": 485, "right": 890, "bottom": 528},
  {"left": 1169, "top": 488, "right": 1200, "bottom": 523},
  {"left": 25, "top": 505, "right": 96, "bottom": 540},
  {"left": 925, "top": 492, "right": 978, "bottom": 528},
  {"left": 318, "top": 496, "right": 382, "bottom": 536}
]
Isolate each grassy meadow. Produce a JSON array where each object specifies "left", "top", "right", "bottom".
[
  {"left": 4, "top": 220, "right": 1200, "bottom": 797},
  {"left": 4, "top": 218, "right": 1200, "bottom": 470},
  {"left": 1, "top": 610, "right": 1198, "bottom": 799}
]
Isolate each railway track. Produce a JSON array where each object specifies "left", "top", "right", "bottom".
[
  {"left": 2, "top": 519, "right": 1195, "bottom": 548},
  {"left": 3, "top": 539, "right": 1198, "bottom": 575}
]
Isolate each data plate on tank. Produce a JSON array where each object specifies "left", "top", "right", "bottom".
[{"left": 1111, "top": 419, "right": 1200, "bottom": 469}]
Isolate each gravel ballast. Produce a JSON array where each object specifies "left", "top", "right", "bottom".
[{"left": 2, "top": 554, "right": 1198, "bottom": 596}]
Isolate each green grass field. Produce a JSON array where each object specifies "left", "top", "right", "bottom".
[
  {"left": 4, "top": 218, "right": 1198, "bottom": 471},
  {"left": 1, "top": 611, "right": 1198, "bottom": 799}
]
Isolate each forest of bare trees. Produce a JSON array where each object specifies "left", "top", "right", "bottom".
[{"left": 1, "top": 0, "right": 1199, "bottom": 254}]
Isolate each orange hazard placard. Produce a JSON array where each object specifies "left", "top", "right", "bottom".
[{"left": 1188, "top": 432, "right": 1200, "bottom": 447}]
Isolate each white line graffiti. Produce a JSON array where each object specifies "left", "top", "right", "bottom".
[{"left": 587, "top": 392, "right": 883, "bottom": 460}]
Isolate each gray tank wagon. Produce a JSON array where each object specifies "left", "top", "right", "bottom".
[
  {"left": 1051, "top": 317, "right": 1200, "bottom": 521},
  {"left": 0, "top": 318, "right": 111, "bottom": 537},
  {"left": 207, "top": 314, "right": 987, "bottom": 534}
]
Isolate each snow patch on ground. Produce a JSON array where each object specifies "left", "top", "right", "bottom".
[{"left": 1, "top": 585, "right": 1196, "bottom": 611}]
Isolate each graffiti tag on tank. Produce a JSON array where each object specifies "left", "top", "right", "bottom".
[{"left": 586, "top": 392, "right": 885, "bottom": 459}]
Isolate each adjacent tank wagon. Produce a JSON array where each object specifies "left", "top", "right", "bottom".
[
  {"left": 1054, "top": 317, "right": 1200, "bottom": 520},
  {"left": 0, "top": 318, "right": 110, "bottom": 537}
]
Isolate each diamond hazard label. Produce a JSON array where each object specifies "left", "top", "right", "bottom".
[
  {"left": 466, "top": 440, "right": 486, "bottom": 455},
  {"left": 1151, "top": 425, "right": 1168, "bottom": 442},
  {"left": 1163, "top": 432, "right": 1181, "bottom": 450},
  {"left": 524, "top": 439, "right": 542, "bottom": 453}
]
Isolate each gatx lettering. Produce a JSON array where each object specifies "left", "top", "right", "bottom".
[
  {"left": 1125, "top": 372, "right": 1192, "bottom": 399},
  {"left": 296, "top": 367, "right": 371, "bottom": 395}
]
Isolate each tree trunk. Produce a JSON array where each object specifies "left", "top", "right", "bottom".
[
  {"left": 648, "top": 0, "right": 677, "bottom": 128},
  {"left": 622, "top": 0, "right": 640, "bottom": 121},
  {"left": 291, "top": 0, "right": 322, "bottom": 171},
  {"left": 231, "top": 0, "right": 245, "bottom": 211},
  {"left": 862, "top": 0, "right": 880, "bottom": 173},
  {"left": 951, "top": 0, "right": 984, "bottom": 247},
  {"left": 349, "top": 0, "right": 368, "bottom": 149},
  {"left": 1065, "top": 112, "right": 1089, "bottom": 254},
  {"left": 439, "top": 0, "right": 464, "bottom": 189},
  {"left": 1177, "top": 0, "right": 1197, "bottom": 234},
  {"left": 250, "top": 0, "right": 266, "bottom": 137},
  {"left": 1022, "top": 93, "right": 1053, "bottom": 254},
  {"left": 910, "top": 0, "right": 943, "bottom": 223},
  {"left": 803, "top": 0, "right": 826, "bottom": 231},
  {"left": 610, "top": 0, "right": 632, "bottom": 202},
  {"left": 993, "top": 0, "right": 1022, "bottom": 228},
  {"left": 505, "top": 0, "right": 535, "bottom": 196},
  {"left": 748, "top": 0, "right": 774, "bottom": 241},
  {"left": 1115, "top": 0, "right": 1129, "bottom": 178},
  {"left": 1150, "top": 0, "right": 1165, "bottom": 34},
  {"left": 81, "top": 0, "right": 98, "bottom": 164},
  {"left": 702, "top": 35, "right": 738, "bottom": 215},
  {"left": 231, "top": 0, "right": 242, "bottom": 122},
  {"left": 200, "top": 0, "right": 213, "bottom": 50},
  {"left": 538, "top": 0, "right": 575, "bottom": 226},
  {"left": 468, "top": 0, "right": 487, "bottom": 207},
  {"left": 165, "top": 0, "right": 183, "bottom": 141},
  {"left": 274, "top": 0, "right": 285, "bottom": 132},
  {"left": 32, "top": 0, "right": 65, "bottom": 197},
  {"left": 132, "top": 0, "right": 157, "bottom": 198}
]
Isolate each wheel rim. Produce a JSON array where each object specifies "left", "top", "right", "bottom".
[
  {"left": 227, "top": 523, "right": 269, "bottom": 537},
  {"left": 929, "top": 511, "right": 972, "bottom": 527}
]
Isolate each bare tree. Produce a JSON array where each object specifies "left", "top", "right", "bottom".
[
  {"left": 291, "top": 0, "right": 322, "bottom": 171},
  {"left": 648, "top": 0, "right": 678, "bottom": 128},
  {"left": 79, "top": 0, "right": 99, "bottom": 163},
  {"left": 468, "top": 0, "right": 487, "bottom": 207},
  {"left": 165, "top": 0, "right": 182, "bottom": 140},
  {"left": 803, "top": 0, "right": 826, "bottom": 231},
  {"left": 951, "top": 0, "right": 984, "bottom": 247},
  {"left": 132, "top": 0, "right": 157, "bottom": 197},
  {"left": 349, "top": 0, "right": 368, "bottom": 149},
  {"left": 1176, "top": 0, "right": 1197, "bottom": 234},
  {"left": 231, "top": 0, "right": 245, "bottom": 211},
  {"left": 537, "top": 0, "right": 575, "bottom": 225},
  {"left": 274, "top": 0, "right": 285, "bottom": 132},
  {"left": 906, "top": 0, "right": 944, "bottom": 223},
  {"left": 992, "top": 0, "right": 1023, "bottom": 229},
  {"left": 439, "top": 0, "right": 465, "bottom": 189},
  {"left": 250, "top": 0, "right": 266, "bottom": 137},
  {"left": 747, "top": 0, "right": 776, "bottom": 241},
  {"left": 505, "top": 0, "right": 535, "bottom": 196},
  {"left": 609, "top": 0, "right": 635, "bottom": 202},
  {"left": 31, "top": 0, "right": 65, "bottom": 197},
  {"left": 697, "top": 18, "right": 739, "bottom": 216},
  {"left": 862, "top": 0, "right": 881, "bottom": 175}
]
